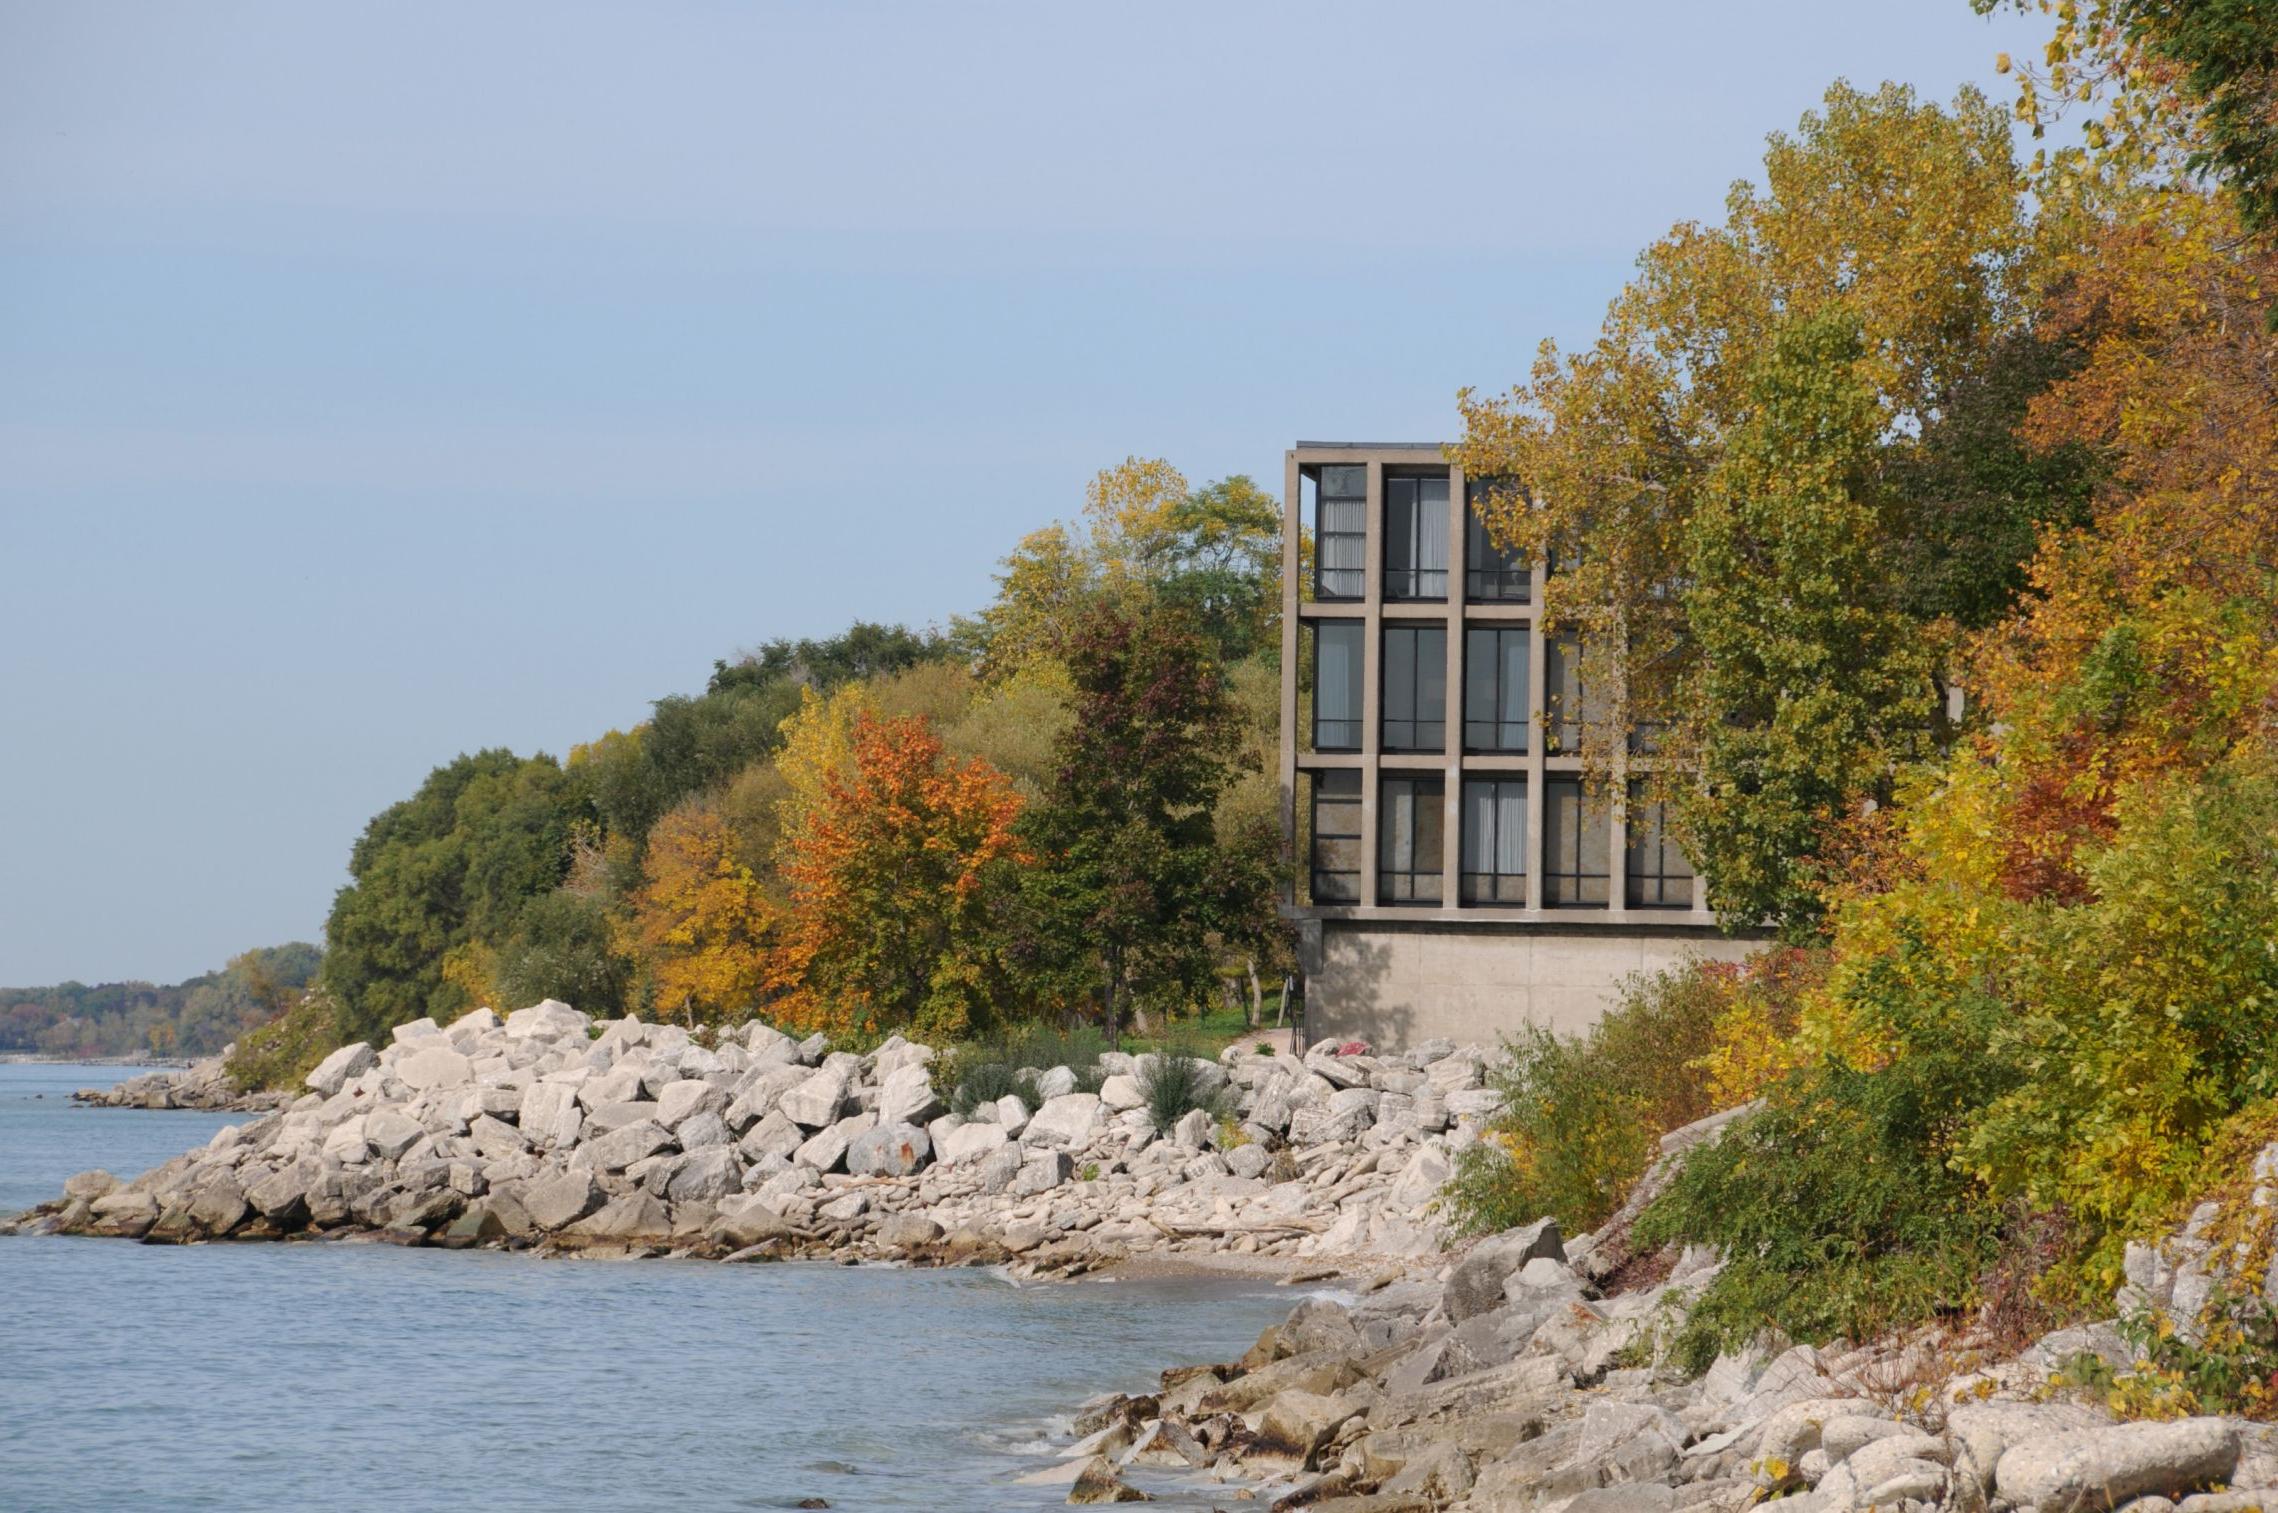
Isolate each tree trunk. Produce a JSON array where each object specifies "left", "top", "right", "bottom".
[{"left": 1245, "top": 957, "right": 1263, "bottom": 1029}]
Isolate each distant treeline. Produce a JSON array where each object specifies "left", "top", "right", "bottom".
[{"left": 0, "top": 944, "right": 322, "bottom": 1059}]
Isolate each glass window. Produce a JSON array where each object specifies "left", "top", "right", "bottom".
[
  {"left": 1309, "top": 770, "right": 1362, "bottom": 903},
  {"left": 1378, "top": 775, "right": 1445, "bottom": 904},
  {"left": 1625, "top": 783, "right": 1695, "bottom": 908},
  {"left": 1384, "top": 473, "right": 1449, "bottom": 600},
  {"left": 1465, "top": 481, "right": 1530, "bottom": 602},
  {"left": 1463, "top": 625, "right": 1530, "bottom": 752},
  {"left": 1310, "top": 620, "right": 1363, "bottom": 751},
  {"left": 1545, "top": 632, "right": 1600, "bottom": 754},
  {"left": 1313, "top": 465, "right": 1366, "bottom": 601},
  {"left": 1543, "top": 776, "right": 1610, "bottom": 907},
  {"left": 1381, "top": 625, "right": 1446, "bottom": 752},
  {"left": 1460, "top": 778, "right": 1528, "bottom": 905}
]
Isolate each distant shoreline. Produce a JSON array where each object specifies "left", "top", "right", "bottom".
[{"left": 0, "top": 1055, "right": 194, "bottom": 1068}]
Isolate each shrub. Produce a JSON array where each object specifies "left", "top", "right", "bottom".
[
  {"left": 1135, "top": 1033, "right": 1231, "bottom": 1133},
  {"left": 224, "top": 991, "right": 342, "bottom": 1092},
  {"left": 1444, "top": 960, "right": 1746, "bottom": 1237},
  {"left": 1632, "top": 948, "right": 2018, "bottom": 1371},
  {"left": 943, "top": 1021, "right": 1108, "bottom": 1114}
]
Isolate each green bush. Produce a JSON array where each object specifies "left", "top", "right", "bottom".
[
  {"left": 1135, "top": 1034, "right": 1231, "bottom": 1132},
  {"left": 1632, "top": 956, "right": 2015, "bottom": 1371},
  {"left": 1444, "top": 962, "right": 1732, "bottom": 1237},
  {"left": 224, "top": 991, "right": 343, "bottom": 1093},
  {"left": 944, "top": 1021, "right": 1108, "bottom": 1114}
]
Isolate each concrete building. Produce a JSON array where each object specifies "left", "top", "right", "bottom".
[{"left": 1277, "top": 441, "right": 1760, "bottom": 1050}]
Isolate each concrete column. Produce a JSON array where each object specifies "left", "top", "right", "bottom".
[
  {"left": 1441, "top": 465, "right": 1466, "bottom": 910},
  {"left": 1525, "top": 549, "right": 1548, "bottom": 913},
  {"left": 1279, "top": 451, "right": 1302, "bottom": 902},
  {"left": 1357, "top": 459, "right": 1384, "bottom": 909}
]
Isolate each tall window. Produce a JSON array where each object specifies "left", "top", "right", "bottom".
[
  {"left": 1460, "top": 778, "right": 1527, "bottom": 904},
  {"left": 1464, "top": 481, "right": 1530, "bottom": 602},
  {"left": 1313, "top": 464, "right": 1365, "bottom": 600},
  {"left": 1310, "top": 620, "right": 1363, "bottom": 751},
  {"left": 1309, "top": 770, "right": 1362, "bottom": 903},
  {"left": 1626, "top": 783, "right": 1695, "bottom": 908},
  {"left": 1545, "top": 632, "right": 1592, "bottom": 753},
  {"left": 1383, "top": 473, "right": 1449, "bottom": 600},
  {"left": 1463, "top": 625, "right": 1530, "bottom": 752},
  {"left": 1543, "top": 777, "right": 1610, "bottom": 906},
  {"left": 1381, "top": 625, "right": 1446, "bottom": 752},
  {"left": 1378, "top": 775, "right": 1445, "bottom": 904}
]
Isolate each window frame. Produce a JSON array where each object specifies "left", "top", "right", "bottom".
[
  {"left": 1309, "top": 769, "right": 1362, "bottom": 904},
  {"left": 1463, "top": 624, "right": 1531, "bottom": 753},
  {"left": 1311, "top": 464, "right": 1367, "bottom": 602},
  {"left": 1380, "top": 624, "right": 1447, "bottom": 753},
  {"left": 1377, "top": 774, "right": 1446, "bottom": 905},
  {"left": 1463, "top": 481, "right": 1531, "bottom": 603},
  {"left": 1382, "top": 471, "right": 1450, "bottom": 602},
  {"left": 1309, "top": 619, "right": 1364, "bottom": 752},
  {"left": 1459, "top": 776, "right": 1529, "bottom": 905},
  {"left": 1624, "top": 782, "right": 1695, "bottom": 909},
  {"left": 1542, "top": 775, "right": 1611, "bottom": 908}
]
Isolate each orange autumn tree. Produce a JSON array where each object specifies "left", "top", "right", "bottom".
[
  {"left": 624, "top": 802, "right": 779, "bottom": 1026},
  {"left": 770, "top": 712, "right": 1028, "bottom": 1042}
]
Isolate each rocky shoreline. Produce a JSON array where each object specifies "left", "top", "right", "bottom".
[
  {"left": 18, "top": 999, "right": 2278, "bottom": 1510},
  {"left": 70, "top": 1051, "right": 287, "bottom": 1113}
]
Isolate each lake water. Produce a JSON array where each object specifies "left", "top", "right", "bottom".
[{"left": 0, "top": 1061, "right": 1300, "bottom": 1512}]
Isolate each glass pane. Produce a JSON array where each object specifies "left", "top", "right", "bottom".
[
  {"left": 1320, "top": 464, "right": 1364, "bottom": 499},
  {"left": 1496, "top": 785, "right": 1527, "bottom": 874},
  {"left": 1416, "top": 627, "right": 1446, "bottom": 727},
  {"left": 1416, "top": 485, "right": 1449, "bottom": 573},
  {"left": 1319, "top": 497, "right": 1364, "bottom": 536},
  {"left": 1500, "top": 633, "right": 1529, "bottom": 748}
]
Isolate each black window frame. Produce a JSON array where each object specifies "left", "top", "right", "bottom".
[
  {"left": 1463, "top": 624, "right": 1531, "bottom": 753},
  {"left": 1382, "top": 471, "right": 1450, "bottom": 601},
  {"left": 1380, "top": 624, "right": 1447, "bottom": 753},
  {"left": 1625, "top": 782, "right": 1695, "bottom": 909},
  {"left": 1312, "top": 464, "right": 1366, "bottom": 602},
  {"left": 1309, "top": 619, "right": 1364, "bottom": 752},
  {"left": 1309, "top": 769, "right": 1362, "bottom": 904},
  {"left": 1464, "top": 481, "right": 1531, "bottom": 602},
  {"left": 1377, "top": 774, "right": 1445, "bottom": 905},
  {"left": 1459, "top": 776, "right": 1529, "bottom": 905},
  {"left": 1542, "top": 775, "right": 1610, "bottom": 908},
  {"left": 1545, "top": 632, "right": 1588, "bottom": 754}
]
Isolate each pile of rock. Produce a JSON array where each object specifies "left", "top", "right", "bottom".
[
  {"left": 72, "top": 1050, "right": 284, "bottom": 1113},
  {"left": 15, "top": 1002, "right": 1499, "bottom": 1271},
  {"left": 1034, "top": 1149, "right": 2278, "bottom": 1510}
]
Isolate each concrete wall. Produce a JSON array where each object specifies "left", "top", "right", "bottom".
[{"left": 1301, "top": 919, "right": 1762, "bottom": 1050}]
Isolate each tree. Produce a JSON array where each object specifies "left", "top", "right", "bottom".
[
  {"left": 714, "top": 620, "right": 953, "bottom": 694},
  {"left": 623, "top": 802, "right": 778, "bottom": 1026},
  {"left": 1674, "top": 313, "right": 1941, "bottom": 932},
  {"left": 1015, "top": 601, "right": 1257, "bottom": 1044},
  {"left": 1452, "top": 81, "right": 2056, "bottom": 929},
  {"left": 772, "top": 713, "right": 1026, "bottom": 1042},
  {"left": 322, "top": 750, "right": 579, "bottom": 1042},
  {"left": 494, "top": 890, "right": 632, "bottom": 1017}
]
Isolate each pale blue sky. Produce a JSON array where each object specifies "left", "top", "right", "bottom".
[{"left": 0, "top": 1, "right": 2049, "bottom": 984}]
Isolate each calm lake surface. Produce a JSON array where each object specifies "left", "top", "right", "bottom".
[{"left": 0, "top": 1061, "right": 1299, "bottom": 1512}]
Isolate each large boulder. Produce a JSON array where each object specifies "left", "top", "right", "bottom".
[
  {"left": 794, "top": 1112, "right": 876, "bottom": 1174},
  {"left": 1010, "top": 1147, "right": 1072, "bottom": 1197},
  {"left": 655, "top": 1079, "right": 728, "bottom": 1130},
  {"left": 397, "top": 1044, "right": 474, "bottom": 1092},
  {"left": 505, "top": 999, "right": 589, "bottom": 1041},
  {"left": 523, "top": 1170, "right": 603, "bottom": 1230},
  {"left": 306, "top": 1042, "right": 376, "bottom": 1097},
  {"left": 665, "top": 1147, "right": 742, "bottom": 1202},
  {"left": 581, "top": 1119, "right": 675, "bottom": 1173},
  {"left": 876, "top": 1063, "right": 944, "bottom": 1127},
  {"left": 1996, "top": 1418, "right": 2239, "bottom": 1511},
  {"left": 1024, "top": 1093, "right": 1105, "bottom": 1150},
  {"left": 777, "top": 1068, "right": 849, "bottom": 1129},
  {"left": 520, "top": 1083, "right": 584, "bottom": 1150},
  {"left": 938, "top": 1122, "right": 1011, "bottom": 1166},
  {"left": 1446, "top": 1218, "right": 1564, "bottom": 1322},
  {"left": 363, "top": 1110, "right": 424, "bottom": 1160},
  {"left": 847, "top": 1122, "right": 931, "bottom": 1178}
]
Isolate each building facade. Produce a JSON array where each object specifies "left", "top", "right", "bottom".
[{"left": 1277, "top": 441, "right": 1759, "bottom": 1050}]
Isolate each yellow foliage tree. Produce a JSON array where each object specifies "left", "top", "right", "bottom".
[{"left": 624, "top": 802, "right": 778, "bottom": 1026}]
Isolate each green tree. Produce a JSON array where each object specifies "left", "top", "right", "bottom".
[
  {"left": 1015, "top": 602, "right": 1261, "bottom": 1043},
  {"left": 492, "top": 889, "right": 631, "bottom": 1017},
  {"left": 321, "top": 749, "right": 579, "bottom": 1042}
]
